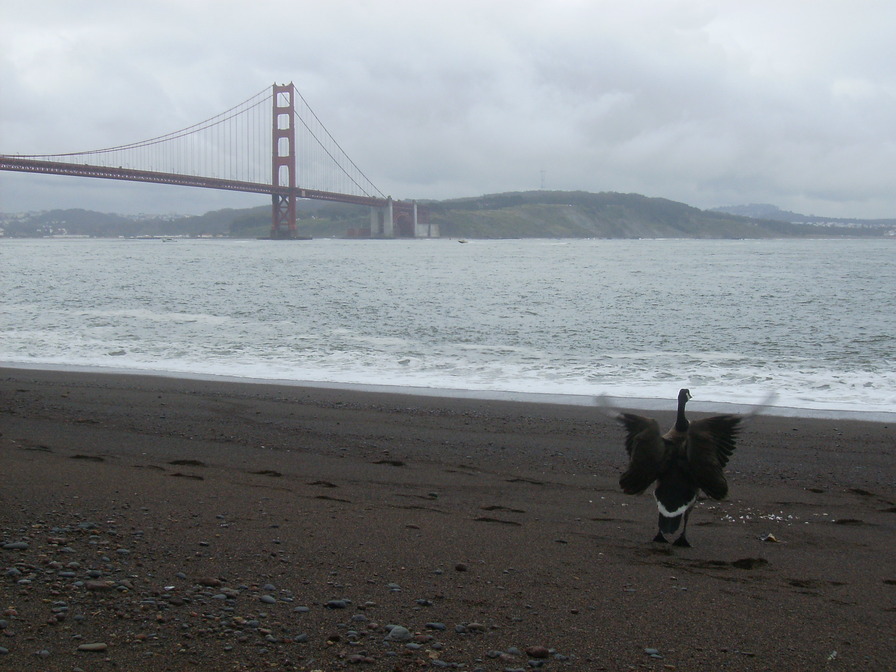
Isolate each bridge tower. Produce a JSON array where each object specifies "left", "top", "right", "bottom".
[{"left": 271, "top": 83, "right": 297, "bottom": 238}]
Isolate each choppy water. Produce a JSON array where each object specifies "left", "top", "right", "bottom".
[{"left": 2, "top": 237, "right": 894, "bottom": 418}]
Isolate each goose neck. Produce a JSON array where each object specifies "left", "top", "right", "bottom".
[{"left": 675, "top": 397, "right": 690, "bottom": 432}]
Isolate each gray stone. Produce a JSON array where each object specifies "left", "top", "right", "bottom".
[
  {"left": 78, "top": 643, "right": 108, "bottom": 652},
  {"left": 384, "top": 625, "right": 412, "bottom": 642}
]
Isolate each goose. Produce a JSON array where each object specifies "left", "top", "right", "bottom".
[{"left": 617, "top": 389, "right": 741, "bottom": 547}]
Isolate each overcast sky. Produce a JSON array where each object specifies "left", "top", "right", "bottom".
[{"left": 2, "top": 0, "right": 895, "bottom": 218}]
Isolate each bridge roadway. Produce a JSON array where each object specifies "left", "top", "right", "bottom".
[{"left": 0, "top": 156, "right": 389, "bottom": 208}]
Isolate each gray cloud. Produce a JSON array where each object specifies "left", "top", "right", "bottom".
[{"left": 2, "top": 0, "right": 894, "bottom": 218}]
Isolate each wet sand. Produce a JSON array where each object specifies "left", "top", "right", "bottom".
[{"left": 1, "top": 367, "right": 894, "bottom": 671}]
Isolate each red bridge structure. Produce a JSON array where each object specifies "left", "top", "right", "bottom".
[{"left": 0, "top": 83, "right": 434, "bottom": 239}]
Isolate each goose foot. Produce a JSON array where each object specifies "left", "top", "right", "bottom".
[
  {"left": 652, "top": 532, "right": 668, "bottom": 544},
  {"left": 672, "top": 535, "right": 691, "bottom": 548}
]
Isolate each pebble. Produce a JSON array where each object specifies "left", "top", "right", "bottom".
[
  {"left": 347, "top": 653, "right": 375, "bottom": 664},
  {"left": 85, "top": 580, "right": 116, "bottom": 591},
  {"left": 2, "top": 541, "right": 29, "bottom": 550},
  {"left": 78, "top": 642, "right": 109, "bottom": 652},
  {"left": 525, "top": 645, "right": 550, "bottom": 658},
  {"left": 384, "top": 625, "right": 412, "bottom": 642},
  {"left": 259, "top": 594, "right": 277, "bottom": 604}
]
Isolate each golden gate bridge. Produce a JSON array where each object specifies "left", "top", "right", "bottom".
[{"left": 0, "top": 83, "right": 433, "bottom": 239}]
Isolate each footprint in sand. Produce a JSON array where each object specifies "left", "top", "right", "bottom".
[
  {"left": 170, "top": 472, "right": 204, "bottom": 480},
  {"left": 249, "top": 469, "right": 283, "bottom": 477},
  {"left": 314, "top": 494, "right": 351, "bottom": 503},
  {"left": 474, "top": 516, "right": 522, "bottom": 526},
  {"left": 481, "top": 505, "right": 525, "bottom": 513}
]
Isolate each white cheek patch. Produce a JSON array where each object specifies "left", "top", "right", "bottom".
[{"left": 655, "top": 494, "right": 696, "bottom": 518}]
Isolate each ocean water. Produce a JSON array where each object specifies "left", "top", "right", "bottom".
[{"left": 2, "top": 237, "right": 894, "bottom": 419}]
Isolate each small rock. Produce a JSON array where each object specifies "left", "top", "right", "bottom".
[
  {"left": 2, "top": 542, "right": 28, "bottom": 550},
  {"left": 260, "top": 595, "right": 277, "bottom": 604},
  {"left": 78, "top": 642, "right": 108, "bottom": 652},
  {"left": 84, "top": 580, "right": 115, "bottom": 591},
  {"left": 384, "top": 625, "right": 412, "bottom": 642},
  {"left": 525, "top": 645, "right": 550, "bottom": 659},
  {"left": 347, "top": 653, "right": 374, "bottom": 664}
]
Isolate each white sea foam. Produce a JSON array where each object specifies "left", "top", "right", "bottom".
[{"left": 2, "top": 237, "right": 894, "bottom": 420}]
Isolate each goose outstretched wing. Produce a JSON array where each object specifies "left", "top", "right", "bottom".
[
  {"left": 686, "top": 414, "right": 741, "bottom": 500},
  {"left": 618, "top": 413, "right": 670, "bottom": 495}
]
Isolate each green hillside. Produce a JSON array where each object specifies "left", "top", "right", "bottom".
[
  {"left": 429, "top": 191, "right": 835, "bottom": 239},
  {"left": 3, "top": 191, "right": 891, "bottom": 239}
]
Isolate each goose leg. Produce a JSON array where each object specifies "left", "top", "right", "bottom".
[
  {"left": 672, "top": 509, "right": 692, "bottom": 548},
  {"left": 653, "top": 514, "right": 668, "bottom": 543}
]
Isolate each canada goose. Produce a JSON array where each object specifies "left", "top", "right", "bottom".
[{"left": 618, "top": 389, "right": 741, "bottom": 547}]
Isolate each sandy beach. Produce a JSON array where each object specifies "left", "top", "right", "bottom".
[{"left": 1, "top": 367, "right": 894, "bottom": 671}]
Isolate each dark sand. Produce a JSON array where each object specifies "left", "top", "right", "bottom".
[{"left": 1, "top": 368, "right": 894, "bottom": 671}]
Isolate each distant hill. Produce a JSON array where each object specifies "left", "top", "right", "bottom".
[
  {"left": 429, "top": 191, "right": 790, "bottom": 239},
  {"left": 426, "top": 191, "right": 893, "bottom": 238},
  {"left": 713, "top": 203, "right": 896, "bottom": 231},
  {"left": 3, "top": 191, "right": 893, "bottom": 238}
]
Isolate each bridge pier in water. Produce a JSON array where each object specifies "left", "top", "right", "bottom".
[
  {"left": 370, "top": 197, "right": 394, "bottom": 237},
  {"left": 368, "top": 199, "right": 437, "bottom": 238}
]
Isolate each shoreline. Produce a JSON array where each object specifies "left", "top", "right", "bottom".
[
  {"left": 3, "top": 361, "right": 894, "bottom": 423},
  {"left": 1, "top": 366, "right": 894, "bottom": 670}
]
